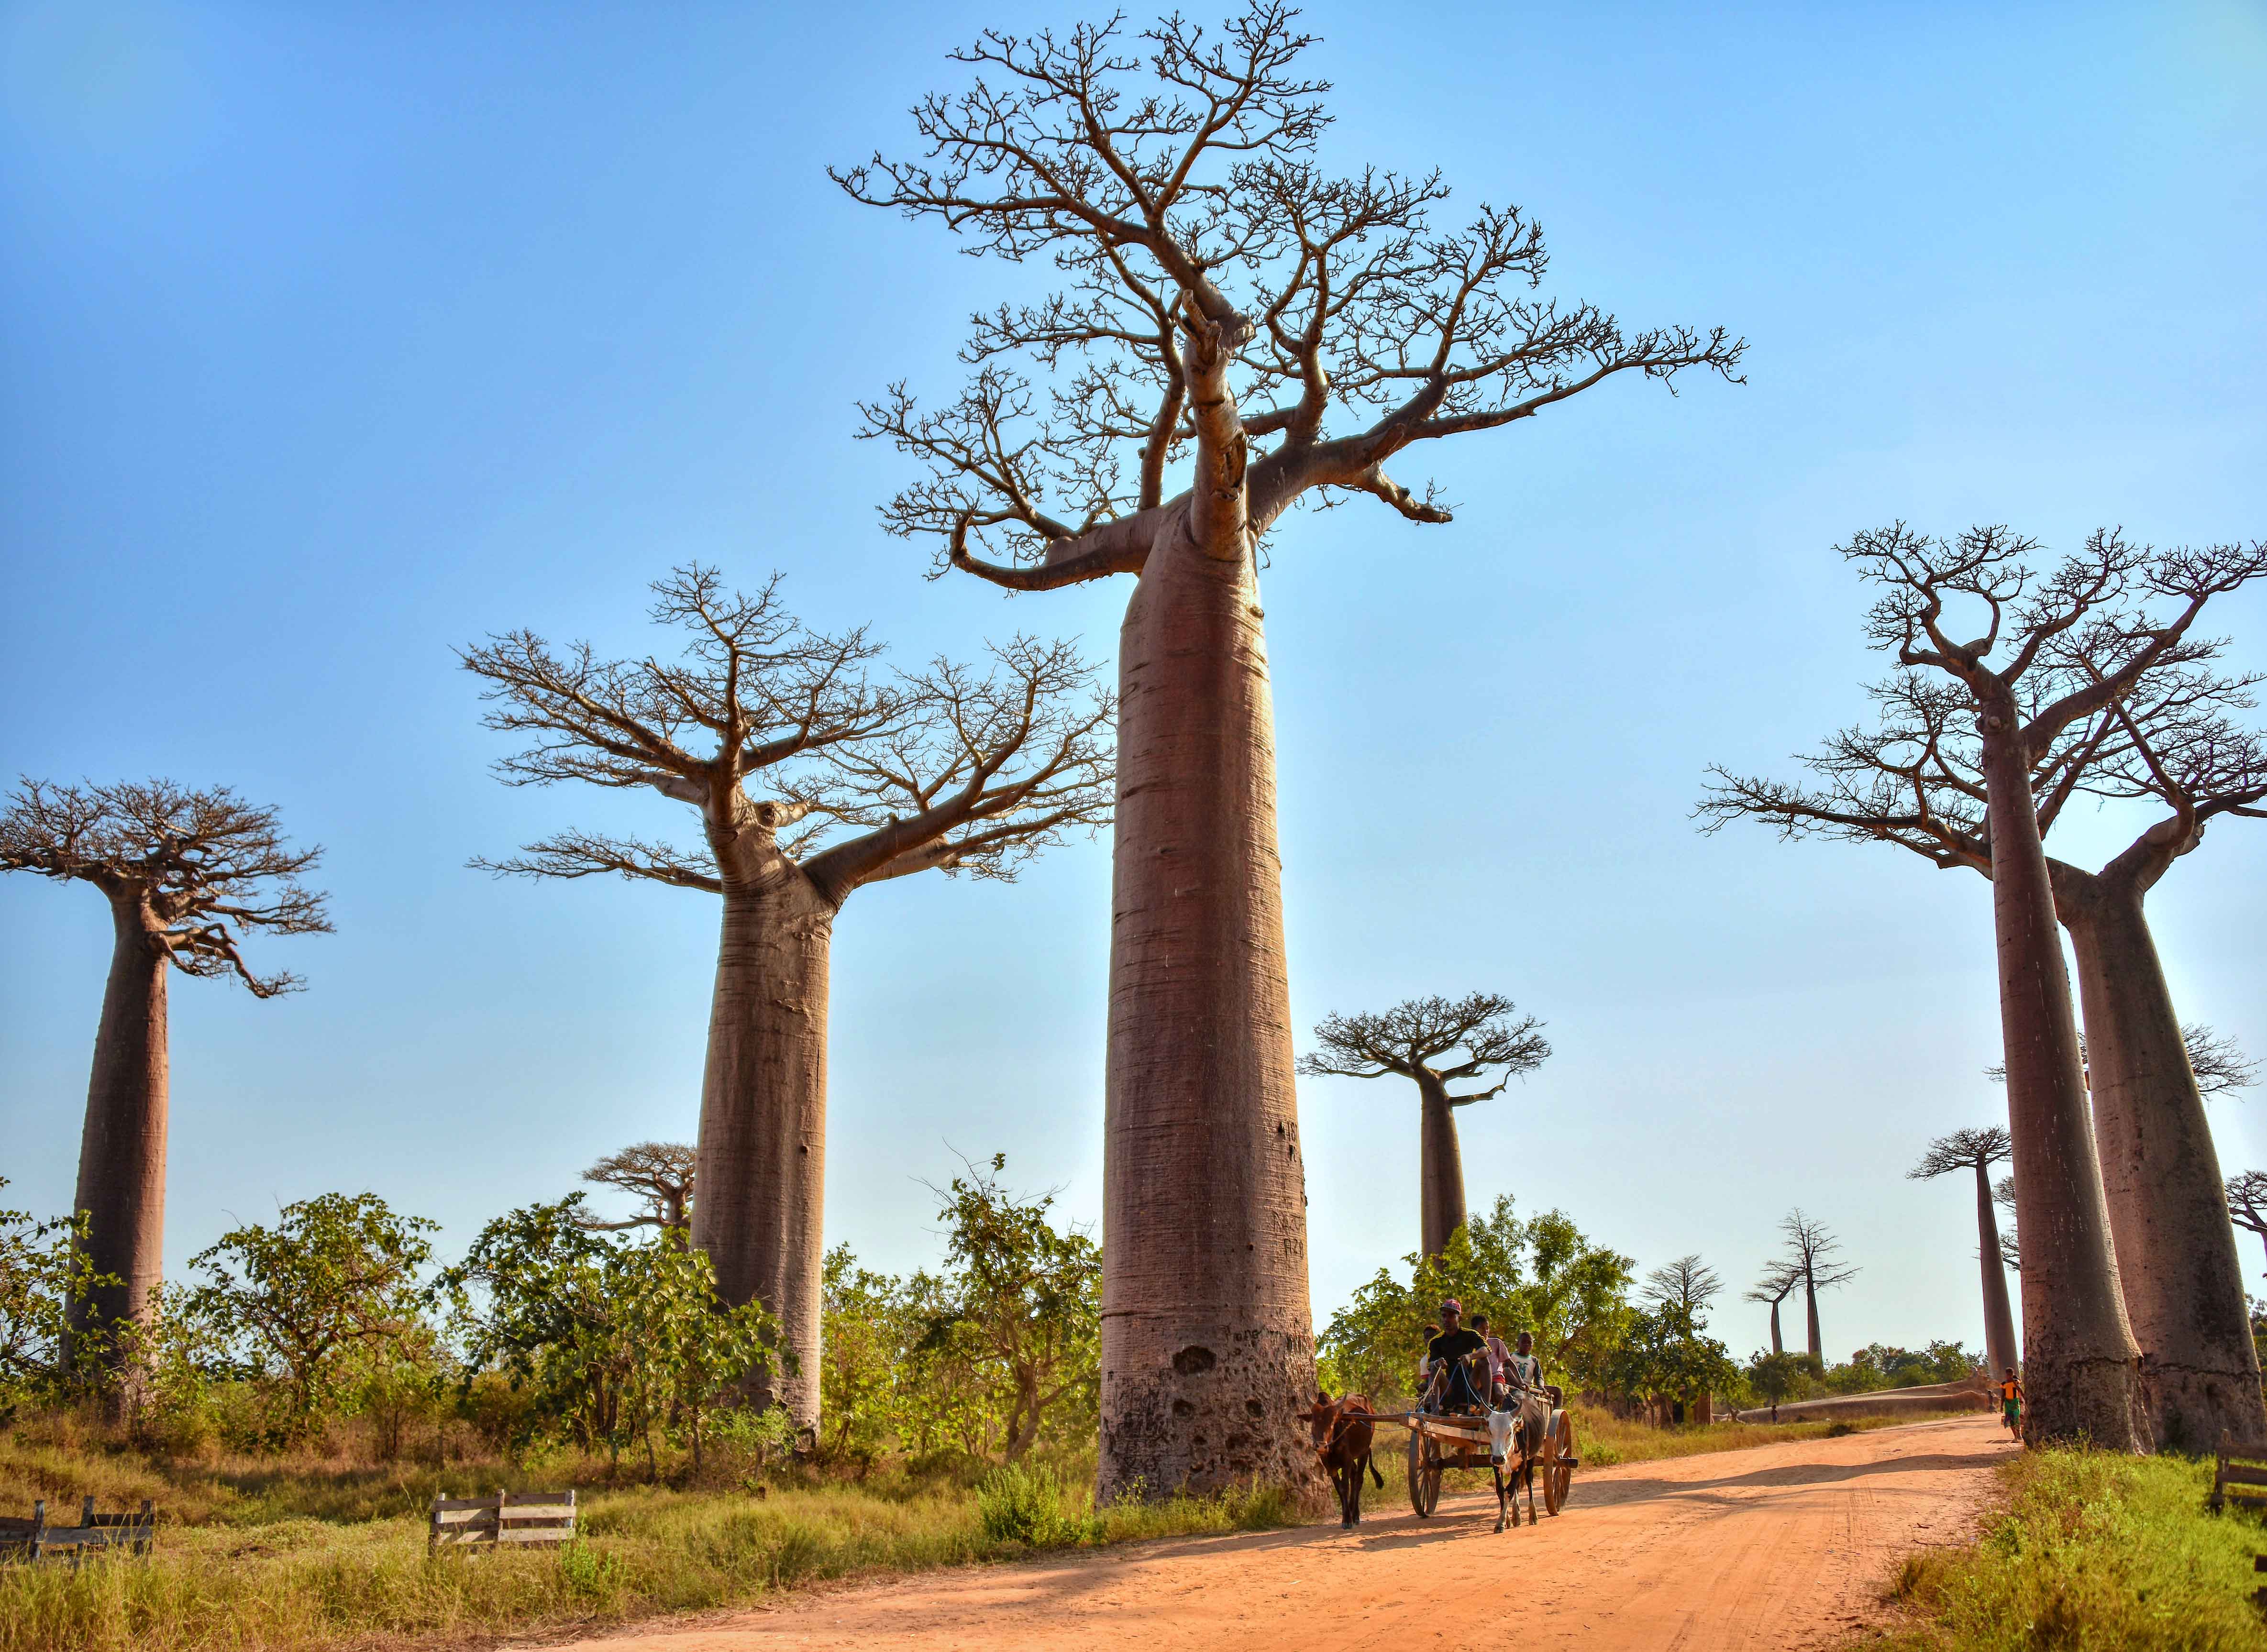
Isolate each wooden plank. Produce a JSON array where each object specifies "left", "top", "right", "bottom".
[
  {"left": 501, "top": 1491, "right": 575, "bottom": 1505},
  {"left": 2218, "top": 1464, "right": 2267, "bottom": 1487},
  {"left": 495, "top": 1528, "right": 575, "bottom": 1544},
  {"left": 497, "top": 1505, "right": 576, "bottom": 1521},
  {"left": 431, "top": 1509, "right": 499, "bottom": 1527},
  {"left": 431, "top": 1497, "right": 504, "bottom": 1513}
]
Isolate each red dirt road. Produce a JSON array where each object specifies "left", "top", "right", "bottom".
[{"left": 546, "top": 1415, "right": 2014, "bottom": 1652}]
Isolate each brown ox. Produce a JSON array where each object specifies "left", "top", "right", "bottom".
[{"left": 1299, "top": 1390, "right": 1385, "bottom": 1528}]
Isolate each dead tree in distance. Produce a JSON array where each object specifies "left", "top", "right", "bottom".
[
  {"left": 464, "top": 567, "right": 1111, "bottom": 1428},
  {"left": 837, "top": 5, "right": 1742, "bottom": 1499},
  {"left": 1643, "top": 1255, "right": 1724, "bottom": 1316},
  {"left": 1745, "top": 1260, "right": 1802, "bottom": 1357},
  {"left": 0, "top": 780, "right": 329, "bottom": 1372},
  {"left": 1702, "top": 525, "right": 2267, "bottom": 1448},
  {"left": 2229, "top": 1172, "right": 2267, "bottom": 1275},
  {"left": 1700, "top": 541, "right": 2267, "bottom": 1448},
  {"left": 579, "top": 1141, "right": 697, "bottom": 1244},
  {"left": 1908, "top": 1127, "right": 2020, "bottom": 1379},
  {"left": 1296, "top": 993, "right": 1548, "bottom": 1259},
  {"left": 1776, "top": 1211, "right": 1857, "bottom": 1367}
]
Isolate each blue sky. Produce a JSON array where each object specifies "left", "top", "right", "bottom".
[{"left": 3, "top": 0, "right": 2263, "bottom": 1365}]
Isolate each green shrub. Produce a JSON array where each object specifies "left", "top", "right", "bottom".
[{"left": 974, "top": 1462, "right": 1090, "bottom": 1547}]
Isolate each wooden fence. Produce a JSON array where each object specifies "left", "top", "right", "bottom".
[
  {"left": 0, "top": 1498, "right": 157, "bottom": 1564},
  {"left": 2209, "top": 1432, "right": 2267, "bottom": 1518},
  {"left": 428, "top": 1489, "right": 577, "bottom": 1553}
]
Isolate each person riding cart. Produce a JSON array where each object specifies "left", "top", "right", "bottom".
[{"left": 1421, "top": 1299, "right": 1491, "bottom": 1414}]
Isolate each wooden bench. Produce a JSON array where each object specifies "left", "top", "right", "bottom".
[
  {"left": 0, "top": 1498, "right": 157, "bottom": 1564},
  {"left": 2209, "top": 1432, "right": 2267, "bottom": 1517},
  {"left": 428, "top": 1489, "right": 577, "bottom": 1554}
]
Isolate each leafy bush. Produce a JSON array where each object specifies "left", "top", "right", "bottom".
[{"left": 974, "top": 1461, "right": 1090, "bottom": 1547}]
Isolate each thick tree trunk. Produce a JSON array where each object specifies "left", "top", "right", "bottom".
[
  {"left": 2057, "top": 863, "right": 2265, "bottom": 1449},
  {"left": 1973, "top": 1161, "right": 2021, "bottom": 1380},
  {"left": 1415, "top": 1072, "right": 1468, "bottom": 1260},
  {"left": 1099, "top": 529, "right": 1322, "bottom": 1505},
  {"left": 1768, "top": 1300, "right": 1783, "bottom": 1357},
  {"left": 1803, "top": 1276, "right": 1823, "bottom": 1365},
  {"left": 1979, "top": 718, "right": 2149, "bottom": 1450},
  {"left": 66, "top": 901, "right": 170, "bottom": 1374},
  {"left": 688, "top": 874, "right": 834, "bottom": 1431}
]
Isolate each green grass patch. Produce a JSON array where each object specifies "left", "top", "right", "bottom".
[{"left": 1870, "top": 1445, "right": 2264, "bottom": 1650}]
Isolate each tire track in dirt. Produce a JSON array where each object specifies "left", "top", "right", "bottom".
[{"left": 542, "top": 1414, "right": 2013, "bottom": 1652}]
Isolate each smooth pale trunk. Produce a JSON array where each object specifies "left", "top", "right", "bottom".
[
  {"left": 1974, "top": 1162, "right": 2021, "bottom": 1380},
  {"left": 1768, "top": 1300, "right": 1783, "bottom": 1358},
  {"left": 66, "top": 903, "right": 170, "bottom": 1367},
  {"left": 1804, "top": 1278, "right": 1823, "bottom": 1365},
  {"left": 2062, "top": 874, "right": 2265, "bottom": 1449},
  {"left": 688, "top": 878, "right": 833, "bottom": 1429},
  {"left": 1099, "top": 530, "right": 1322, "bottom": 1505},
  {"left": 1980, "top": 726, "right": 2149, "bottom": 1449},
  {"left": 1415, "top": 1072, "right": 1468, "bottom": 1260}
]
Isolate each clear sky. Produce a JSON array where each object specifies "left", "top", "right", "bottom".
[{"left": 4, "top": 0, "right": 2263, "bottom": 1366}]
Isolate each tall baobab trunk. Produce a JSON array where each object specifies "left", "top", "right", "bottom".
[
  {"left": 1973, "top": 1160, "right": 2020, "bottom": 1380},
  {"left": 1979, "top": 712, "right": 2149, "bottom": 1450},
  {"left": 687, "top": 872, "right": 833, "bottom": 1429},
  {"left": 66, "top": 897, "right": 171, "bottom": 1370},
  {"left": 1767, "top": 1299, "right": 1784, "bottom": 1357},
  {"left": 1100, "top": 532, "right": 1320, "bottom": 1504},
  {"left": 2054, "top": 859, "right": 2265, "bottom": 1449},
  {"left": 1803, "top": 1272, "right": 1823, "bottom": 1365},
  {"left": 1414, "top": 1071, "right": 1469, "bottom": 1259}
]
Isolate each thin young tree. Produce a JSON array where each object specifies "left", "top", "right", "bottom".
[
  {"left": 578, "top": 1142, "right": 697, "bottom": 1243},
  {"left": 1702, "top": 525, "right": 2267, "bottom": 1447},
  {"left": 464, "top": 567, "right": 1111, "bottom": 1428},
  {"left": 1701, "top": 567, "right": 2267, "bottom": 1449},
  {"left": 1296, "top": 993, "right": 1548, "bottom": 1258},
  {"left": 1744, "top": 1261, "right": 1802, "bottom": 1358},
  {"left": 1776, "top": 1211, "right": 1857, "bottom": 1367},
  {"left": 2228, "top": 1172, "right": 2267, "bottom": 1277},
  {"left": 0, "top": 780, "right": 329, "bottom": 1374},
  {"left": 838, "top": 3, "right": 1742, "bottom": 1499},
  {"left": 1908, "top": 1128, "right": 2020, "bottom": 1380},
  {"left": 1642, "top": 1255, "right": 1724, "bottom": 1318}
]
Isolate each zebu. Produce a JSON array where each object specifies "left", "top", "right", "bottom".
[
  {"left": 1298, "top": 1391, "right": 1386, "bottom": 1528},
  {"left": 1400, "top": 1353, "right": 1579, "bottom": 1533}
]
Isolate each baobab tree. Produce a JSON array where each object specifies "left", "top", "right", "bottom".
[
  {"left": 1908, "top": 1127, "right": 2020, "bottom": 1379},
  {"left": 1995, "top": 1175, "right": 2023, "bottom": 1274},
  {"left": 1296, "top": 993, "right": 1548, "bottom": 1258},
  {"left": 2229, "top": 1172, "right": 2267, "bottom": 1276},
  {"left": 838, "top": 3, "right": 1742, "bottom": 1500},
  {"left": 1643, "top": 1255, "right": 1724, "bottom": 1317},
  {"left": 1774, "top": 1211, "right": 1857, "bottom": 1367},
  {"left": 578, "top": 1141, "right": 697, "bottom": 1242},
  {"left": 0, "top": 779, "right": 329, "bottom": 1373},
  {"left": 1701, "top": 525, "right": 2267, "bottom": 1447},
  {"left": 464, "top": 567, "right": 1111, "bottom": 1428},
  {"left": 1744, "top": 1260, "right": 1802, "bottom": 1358},
  {"left": 1700, "top": 542, "right": 2267, "bottom": 1449}
]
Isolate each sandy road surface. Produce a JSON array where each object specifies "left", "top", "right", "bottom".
[{"left": 544, "top": 1415, "right": 2014, "bottom": 1652}]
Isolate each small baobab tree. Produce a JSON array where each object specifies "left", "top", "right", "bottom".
[
  {"left": 0, "top": 780, "right": 329, "bottom": 1375},
  {"left": 1908, "top": 1127, "right": 2020, "bottom": 1379},
  {"left": 1744, "top": 1260, "right": 1802, "bottom": 1358},
  {"left": 1296, "top": 993, "right": 1549, "bottom": 1259},
  {"left": 464, "top": 567, "right": 1111, "bottom": 1428},
  {"left": 839, "top": 2, "right": 1742, "bottom": 1500},
  {"left": 2229, "top": 1172, "right": 2267, "bottom": 1278},
  {"left": 578, "top": 1142, "right": 697, "bottom": 1243},
  {"left": 1643, "top": 1255, "right": 1724, "bottom": 1317},
  {"left": 1701, "top": 525, "right": 2267, "bottom": 1448},
  {"left": 1774, "top": 1211, "right": 1857, "bottom": 1367}
]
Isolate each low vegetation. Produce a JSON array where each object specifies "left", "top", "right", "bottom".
[{"left": 1872, "top": 1446, "right": 2264, "bottom": 1651}]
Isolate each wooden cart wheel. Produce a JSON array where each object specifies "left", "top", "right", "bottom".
[
  {"left": 1407, "top": 1428, "right": 1443, "bottom": 1517},
  {"left": 1544, "top": 1411, "right": 1574, "bottom": 1515}
]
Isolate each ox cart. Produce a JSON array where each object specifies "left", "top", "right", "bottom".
[{"left": 1375, "top": 1387, "right": 1578, "bottom": 1532}]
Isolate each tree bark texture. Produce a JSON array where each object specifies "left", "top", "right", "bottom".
[
  {"left": 1973, "top": 1161, "right": 2021, "bottom": 1381},
  {"left": 688, "top": 876, "right": 834, "bottom": 1430},
  {"left": 1980, "top": 718, "right": 2150, "bottom": 1450},
  {"left": 1415, "top": 1071, "right": 1468, "bottom": 1260},
  {"left": 2057, "top": 864, "right": 2265, "bottom": 1449},
  {"left": 1803, "top": 1277, "right": 1823, "bottom": 1366},
  {"left": 1099, "top": 531, "right": 1322, "bottom": 1505},
  {"left": 1768, "top": 1301, "right": 1783, "bottom": 1358},
  {"left": 66, "top": 898, "right": 170, "bottom": 1364}
]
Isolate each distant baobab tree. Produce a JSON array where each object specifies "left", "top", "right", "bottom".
[
  {"left": 578, "top": 1142, "right": 697, "bottom": 1242},
  {"left": 1775, "top": 1211, "right": 1857, "bottom": 1366},
  {"left": 1642, "top": 1255, "right": 1724, "bottom": 1317},
  {"left": 1908, "top": 1127, "right": 2019, "bottom": 1379},
  {"left": 1744, "top": 1261, "right": 1802, "bottom": 1357},
  {"left": 1701, "top": 524, "right": 2267, "bottom": 1448},
  {"left": 1296, "top": 993, "right": 1548, "bottom": 1258},
  {"left": 1994, "top": 1175, "right": 2022, "bottom": 1274},
  {"left": 464, "top": 567, "right": 1111, "bottom": 1428},
  {"left": 2228, "top": 1172, "right": 2267, "bottom": 1276},
  {"left": 838, "top": 2, "right": 1743, "bottom": 1501},
  {"left": 0, "top": 779, "right": 329, "bottom": 1375}
]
